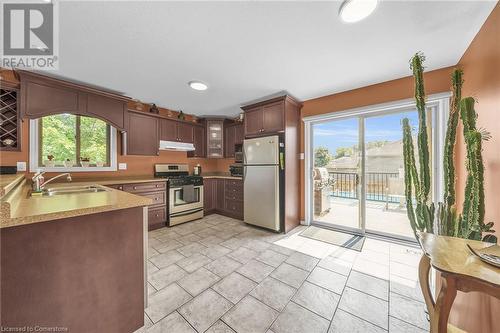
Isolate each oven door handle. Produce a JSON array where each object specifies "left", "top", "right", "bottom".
[{"left": 170, "top": 207, "right": 204, "bottom": 217}]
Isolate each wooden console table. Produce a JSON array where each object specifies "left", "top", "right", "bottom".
[{"left": 418, "top": 233, "right": 500, "bottom": 333}]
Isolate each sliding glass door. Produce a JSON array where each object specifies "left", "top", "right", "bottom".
[
  {"left": 363, "top": 110, "right": 426, "bottom": 239},
  {"left": 312, "top": 117, "right": 363, "bottom": 234},
  {"left": 309, "top": 106, "right": 435, "bottom": 241}
]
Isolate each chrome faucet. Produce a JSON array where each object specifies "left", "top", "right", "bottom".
[
  {"left": 41, "top": 173, "right": 72, "bottom": 190},
  {"left": 32, "top": 172, "right": 72, "bottom": 192}
]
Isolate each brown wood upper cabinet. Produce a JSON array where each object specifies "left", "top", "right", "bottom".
[
  {"left": 125, "top": 111, "right": 159, "bottom": 156},
  {"left": 244, "top": 107, "right": 263, "bottom": 137},
  {"left": 177, "top": 122, "right": 194, "bottom": 143},
  {"left": 17, "top": 70, "right": 128, "bottom": 131},
  {"left": 224, "top": 123, "right": 243, "bottom": 158},
  {"left": 242, "top": 99, "right": 285, "bottom": 137},
  {"left": 160, "top": 118, "right": 194, "bottom": 143},
  {"left": 188, "top": 124, "right": 205, "bottom": 158}
]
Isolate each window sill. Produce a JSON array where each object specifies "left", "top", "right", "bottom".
[{"left": 33, "top": 166, "right": 117, "bottom": 172}]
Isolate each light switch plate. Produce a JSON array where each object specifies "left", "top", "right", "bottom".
[
  {"left": 16, "top": 161, "right": 26, "bottom": 171},
  {"left": 118, "top": 163, "right": 127, "bottom": 170},
  {"left": 299, "top": 153, "right": 305, "bottom": 160}
]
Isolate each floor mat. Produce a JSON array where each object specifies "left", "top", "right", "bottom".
[{"left": 299, "top": 226, "right": 365, "bottom": 252}]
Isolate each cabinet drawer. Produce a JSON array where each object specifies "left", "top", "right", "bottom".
[
  {"left": 225, "top": 188, "right": 243, "bottom": 201},
  {"left": 225, "top": 199, "right": 243, "bottom": 216},
  {"left": 123, "top": 182, "right": 166, "bottom": 193},
  {"left": 225, "top": 179, "right": 243, "bottom": 187},
  {"left": 148, "top": 207, "right": 166, "bottom": 226},
  {"left": 141, "top": 191, "right": 166, "bottom": 207},
  {"left": 107, "top": 184, "right": 124, "bottom": 191}
]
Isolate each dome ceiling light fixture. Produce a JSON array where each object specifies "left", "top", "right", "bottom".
[
  {"left": 339, "top": 0, "right": 378, "bottom": 23},
  {"left": 188, "top": 81, "right": 208, "bottom": 91}
]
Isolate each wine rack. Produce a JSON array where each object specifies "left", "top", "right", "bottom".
[{"left": 0, "top": 86, "right": 21, "bottom": 151}]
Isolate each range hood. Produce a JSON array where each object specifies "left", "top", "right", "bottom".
[{"left": 159, "top": 140, "right": 195, "bottom": 151}]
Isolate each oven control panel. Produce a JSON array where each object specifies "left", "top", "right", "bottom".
[{"left": 169, "top": 176, "right": 204, "bottom": 188}]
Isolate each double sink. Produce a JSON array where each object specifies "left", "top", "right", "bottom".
[{"left": 40, "top": 184, "right": 108, "bottom": 196}]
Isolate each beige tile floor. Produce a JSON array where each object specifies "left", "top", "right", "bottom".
[{"left": 137, "top": 214, "right": 428, "bottom": 333}]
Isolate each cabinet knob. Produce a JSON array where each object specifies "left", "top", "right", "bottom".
[
  {"left": 133, "top": 186, "right": 137, "bottom": 190},
  {"left": 155, "top": 214, "right": 159, "bottom": 217},
  {"left": 154, "top": 197, "right": 159, "bottom": 201},
  {"left": 156, "top": 184, "right": 159, "bottom": 188}
]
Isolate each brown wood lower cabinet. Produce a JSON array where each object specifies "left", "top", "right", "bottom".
[
  {"left": 107, "top": 181, "right": 167, "bottom": 230},
  {"left": 203, "top": 178, "right": 217, "bottom": 213},
  {"left": 203, "top": 178, "right": 243, "bottom": 220},
  {"left": 1, "top": 207, "right": 145, "bottom": 333}
]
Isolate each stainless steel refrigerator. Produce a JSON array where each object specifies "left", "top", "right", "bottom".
[{"left": 243, "top": 135, "right": 284, "bottom": 232}]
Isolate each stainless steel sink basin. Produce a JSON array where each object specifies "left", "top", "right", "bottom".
[{"left": 41, "top": 184, "right": 108, "bottom": 196}]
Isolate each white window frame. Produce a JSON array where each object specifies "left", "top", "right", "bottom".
[
  {"left": 303, "top": 92, "right": 451, "bottom": 237},
  {"left": 29, "top": 118, "right": 118, "bottom": 172}
]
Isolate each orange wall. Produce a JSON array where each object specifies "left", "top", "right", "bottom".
[
  {"left": 449, "top": 4, "right": 500, "bottom": 333},
  {"left": 0, "top": 118, "right": 233, "bottom": 179},
  {"left": 299, "top": 66, "right": 455, "bottom": 220}
]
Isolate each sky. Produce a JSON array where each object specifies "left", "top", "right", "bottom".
[{"left": 313, "top": 110, "right": 419, "bottom": 154}]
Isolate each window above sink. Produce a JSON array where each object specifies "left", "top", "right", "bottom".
[{"left": 29, "top": 115, "right": 117, "bottom": 172}]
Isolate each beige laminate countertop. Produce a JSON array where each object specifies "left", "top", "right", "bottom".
[
  {"left": 65, "top": 176, "right": 167, "bottom": 185},
  {"left": 201, "top": 173, "right": 243, "bottom": 180},
  {"left": 0, "top": 177, "right": 160, "bottom": 229},
  {"left": 0, "top": 174, "right": 25, "bottom": 198}
]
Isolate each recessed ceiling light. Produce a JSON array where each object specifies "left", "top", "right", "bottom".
[
  {"left": 339, "top": 0, "right": 378, "bottom": 23},
  {"left": 188, "top": 81, "right": 208, "bottom": 91}
]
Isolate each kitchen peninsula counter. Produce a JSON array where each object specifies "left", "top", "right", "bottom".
[
  {"left": 1, "top": 175, "right": 151, "bottom": 332},
  {"left": 0, "top": 173, "right": 25, "bottom": 198},
  {"left": 1, "top": 177, "right": 154, "bottom": 229}
]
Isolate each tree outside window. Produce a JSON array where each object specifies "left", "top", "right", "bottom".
[{"left": 39, "top": 114, "right": 110, "bottom": 167}]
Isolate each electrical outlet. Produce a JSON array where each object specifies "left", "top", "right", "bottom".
[
  {"left": 118, "top": 163, "right": 127, "bottom": 170},
  {"left": 16, "top": 161, "right": 26, "bottom": 172},
  {"left": 299, "top": 153, "right": 305, "bottom": 160}
]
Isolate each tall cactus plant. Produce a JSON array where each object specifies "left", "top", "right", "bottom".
[
  {"left": 460, "top": 97, "right": 488, "bottom": 240},
  {"left": 443, "top": 69, "right": 463, "bottom": 207},
  {"left": 403, "top": 53, "right": 434, "bottom": 237},
  {"left": 403, "top": 53, "right": 496, "bottom": 243},
  {"left": 437, "top": 69, "right": 462, "bottom": 237}
]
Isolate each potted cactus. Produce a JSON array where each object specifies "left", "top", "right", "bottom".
[
  {"left": 45, "top": 155, "right": 55, "bottom": 167},
  {"left": 402, "top": 53, "right": 496, "bottom": 243},
  {"left": 64, "top": 158, "right": 74, "bottom": 168},
  {"left": 80, "top": 157, "right": 90, "bottom": 168}
]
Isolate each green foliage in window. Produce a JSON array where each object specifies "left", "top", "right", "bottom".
[
  {"left": 80, "top": 116, "right": 108, "bottom": 164},
  {"left": 40, "top": 114, "right": 109, "bottom": 166},
  {"left": 314, "top": 146, "right": 332, "bottom": 167},
  {"left": 41, "top": 114, "right": 76, "bottom": 162}
]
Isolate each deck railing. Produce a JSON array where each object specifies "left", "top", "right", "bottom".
[{"left": 328, "top": 171, "right": 401, "bottom": 203}]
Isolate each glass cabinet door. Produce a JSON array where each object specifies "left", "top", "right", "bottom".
[{"left": 207, "top": 120, "right": 224, "bottom": 158}]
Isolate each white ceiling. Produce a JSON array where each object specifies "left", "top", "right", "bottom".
[{"left": 51, "top": 1, "right": 496, "bottom": 116}]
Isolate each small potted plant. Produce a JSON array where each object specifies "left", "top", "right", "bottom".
[
  {"left": 80, "top": 157, "right": 90, "bottom": 167},
  {"left": 64, "top": 158, "right": 74, "bottom": 168},
  {"left": 45, "top": 155, "right": 55, "bottom": 167}
]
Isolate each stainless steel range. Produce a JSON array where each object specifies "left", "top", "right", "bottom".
[{"left": 154, "top": 164, "right": 204, "bottom": 226}]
